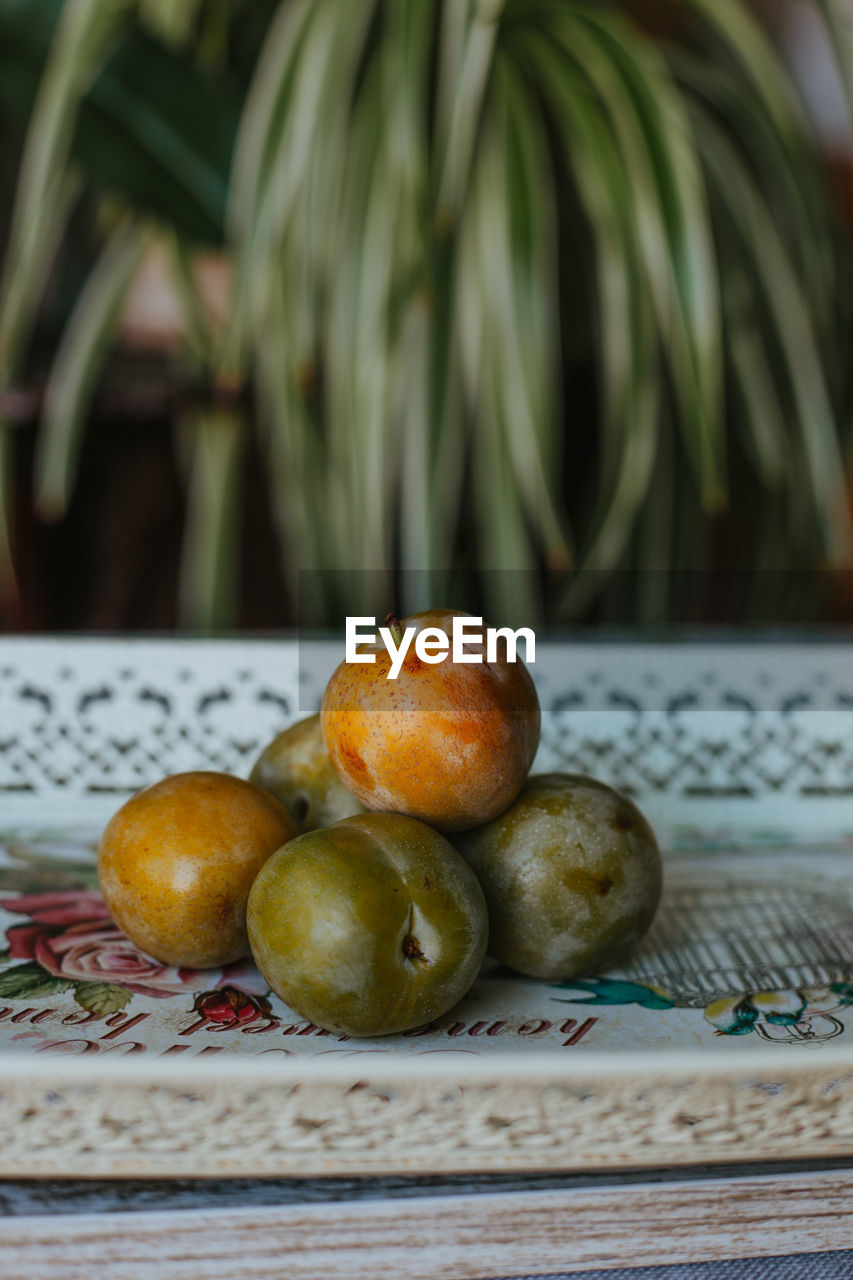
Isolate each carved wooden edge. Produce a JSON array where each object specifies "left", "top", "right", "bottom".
[{"left": 1, "top": 1050, "right": 852, "bottom": 1178}]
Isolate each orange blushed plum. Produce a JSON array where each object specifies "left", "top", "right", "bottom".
[
  {"left": 98, "top": 771, "right": 297, "bottom": 969},
  {"left": 321, "top": 610, "right": 540, "bottom": 833}
]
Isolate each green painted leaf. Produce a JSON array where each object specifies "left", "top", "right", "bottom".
[
  {"left": 551, "top": 978, "right": 676, "bottom": 1010},
  {"left": 0, "top": 866, "right": 99, "bottom": 894},
  {"left": 73, "top": 981, "right": 132, "bottom": 1017},
  {"left": 0, "top": 962, "right": 74, "bottom": 999},
  {"left": 1, "top": 842, "right": 100, "bottom": 892}
]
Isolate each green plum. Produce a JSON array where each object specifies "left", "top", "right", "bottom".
[
  {"left": 453, "top": 773, "right": 662, "bottom": 981},
  {"left": 249, "top": 713, "right": 365, "bottom": 834},
  {"left": 247, "top": 812, "right": 488, "bottom": 1037}
]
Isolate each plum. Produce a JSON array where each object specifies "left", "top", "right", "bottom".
[
  {"left": 321, "top": 610, "right": 540, "bottom": 832},
  {"left": 250, "top": 713, "right": 364, "bottom": 834},
  {"left": 453, "top": 773, "right": 662, "bottom": 981},
  {"left": 98, "top": 771, "right": 297, "bottom": 968},
  {"left": 247, "top": 811, "right": 488, "bottom": 1036}
]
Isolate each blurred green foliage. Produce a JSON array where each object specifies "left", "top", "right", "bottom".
[{"left": 0, "top": 0, "right": 851, "bottom": 628}]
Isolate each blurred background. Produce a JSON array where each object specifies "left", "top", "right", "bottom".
[{"left": 0, "top": 0, "right": 853, "bottom": 633}]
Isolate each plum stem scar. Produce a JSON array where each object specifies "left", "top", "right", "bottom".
[{"left": 403, "top": 903, "right": 428, "bottom": 963}]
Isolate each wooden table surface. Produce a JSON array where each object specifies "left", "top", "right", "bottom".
[{"left": 1, "top": 1161, "right": 852, "bottom": 1279}]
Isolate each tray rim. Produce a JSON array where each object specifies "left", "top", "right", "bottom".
[
  {"left": 3, "top": 633, "right": 853, "bottom": 1174},
  {"left": 1, "top": 1042, "right": 853, "bottom": 1179}
]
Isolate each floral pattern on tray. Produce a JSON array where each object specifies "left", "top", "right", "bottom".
[
  {"left": 552, "top": 976, "right": 853, "bottom": 1042},
  {"left": 0, "top": 839, "right": 276, "bottom": 1039},
  {"left": 0, "top": 835, "right": 852, "bottom": 1056},
  {"left": 0, "top": 889, "right": 268, "bottom": 1018}
]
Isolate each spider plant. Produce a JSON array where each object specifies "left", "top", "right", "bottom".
[{"left": 0, "top": 0, "right": 851, "bottom": 628}]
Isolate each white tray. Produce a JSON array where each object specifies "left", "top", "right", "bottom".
[{"left": 0, "top": 636, "right": 852, "bottom": 1177}]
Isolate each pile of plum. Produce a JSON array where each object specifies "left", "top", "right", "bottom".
[{"left": 99, "top": 612, "right": 662, "bottom": 1037}]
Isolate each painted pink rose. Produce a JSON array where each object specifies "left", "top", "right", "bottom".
[
  {"left": 0, "top": 892, "right": 267, "bottom": 998},
  {"left": 3, "top": 891, "right": 111, "bottom": 961}
]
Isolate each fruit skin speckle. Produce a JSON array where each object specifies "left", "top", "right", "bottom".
[
  {"left": 98, "top": 771, "right": 297, "bottom": 969},
  {"left": 321, "top": 610, "right": 540, "bottom": 833},
  {"left": 452, "top": 773, "right": 662, "bottom": 981}
]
